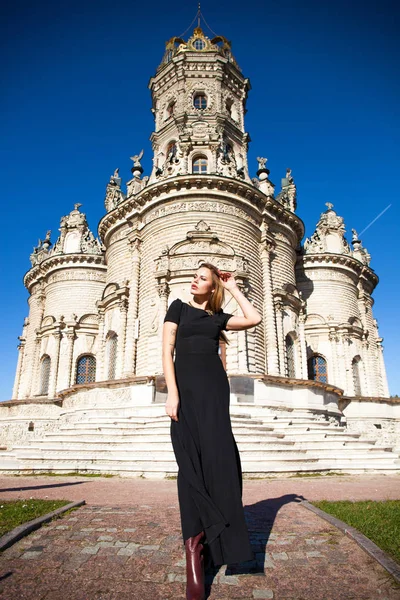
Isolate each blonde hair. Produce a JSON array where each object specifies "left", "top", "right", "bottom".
[{"left": 197, "top": 262, "right": 230, "bottom": 345}]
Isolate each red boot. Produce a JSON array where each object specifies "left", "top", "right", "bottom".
[{"left": 185, "top": 530, "right": 205, "bottom": 600}]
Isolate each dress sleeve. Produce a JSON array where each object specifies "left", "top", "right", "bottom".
[
  {"left": 218, "top": 310, "right": 234, "bottom": 331},
  {"left": 163, "top": 298, "right": 182, "bottom": 325}
]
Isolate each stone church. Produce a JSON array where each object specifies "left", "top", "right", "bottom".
[{"left": 2, "top": 27, "right": 397, "bottom": 476}]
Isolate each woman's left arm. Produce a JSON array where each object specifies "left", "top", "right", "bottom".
[{"left": 219, "top": 271, "right": 262, "bottom": 331}]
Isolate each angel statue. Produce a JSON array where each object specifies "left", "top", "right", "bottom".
[
  {"left": 256, "top": 157, "right": 268, "bottom": 170},
  {"left": 130, "top": 150, "right": 144, "bottom": 168}
]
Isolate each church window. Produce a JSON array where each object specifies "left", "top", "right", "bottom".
[
  {"left": 285, "top": 335, "right": 296, "bottom": 378},
  {"left": 106, "top": 332, "right": 118, "bottom": 380},
  {"left": 193, "top": 94, "right": 207, "bottom": 109},
  {"left": 307, "top": 354, "right": 328, "bottom": 383},
  {"left": 226, "top": 98, "right": 233, "bottom": 117},
  {"left": 76, "top": 355, "right": 96, "bottom": 384},
  {"left": 39, "top": 355, "right": 51, "bottom": 395},
  {"left": 166, "top": 141, "right": 177, "bottom": 163},
  {"left": 352, "top": 356, "right": 362, "bottom": 396},
  {"left": 167, "top": 100, "right": 175, "bottom": 117},
  {"left": 192, "top": 156, "right": 208, "bottom": 174},
  {"left": 194, "top": 38, "right": 205, "bottom": 50}
]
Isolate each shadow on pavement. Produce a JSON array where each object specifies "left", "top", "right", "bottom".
[
  {"left": 204, "top": 493, "right": 306, "bottom": 597},
  {"left": 0, "top": 481, "right": 88, "bottom": 493}
]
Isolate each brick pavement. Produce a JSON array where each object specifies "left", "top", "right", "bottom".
[{"left": 0, "top": 474, "right": 399, "bottom": 600}]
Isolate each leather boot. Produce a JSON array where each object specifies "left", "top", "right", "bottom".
[{"left": 185, "top": 530, "right": 205, "bottom": 600}]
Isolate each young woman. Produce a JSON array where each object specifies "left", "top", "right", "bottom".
[{"left": 162, "top": 262, "right": 262, "bottom": 600}]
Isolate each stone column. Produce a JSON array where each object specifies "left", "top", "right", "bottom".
[
  {"left": 96, "top": 308, "right": 106, "bottom": 381},
  {"left": 25, "top": 291, "right": 46, "bottom": 398},
  {"left": 65, "top": 329, "right": 76, "bottom": 388},
  {"left": 30, "top": 334, "right": 42, "bottom": 396},
  {"left": 12, "top": 339, "right": 26, "bottom": 399},
  {"left": 328, "top": 328, "right": 339, "bottom": 386},
  {"left": 341, "top": 331, "right": 352, "bottom": 395},
  {"left": 298, "top": 307, "right": 308, "bottom": 379},
  {"left": 361, "top": 336, "right": 371, "bottom": 396},
  {"left": 117, "top": 299, "right": 129, "bottom": 379},
  {"left": 275, "top": 299, "right": 285, "bottom": 376},
  {"left": 260, "top": 241, "right": 279, "bottom": 375},
  {"left": 123, "top": 237, "right": 141, "bottom": 376},
  {"left": 48, "top": 330, "right": 62, "bottom": 398},
  {"left": 377, "top": 338, "right": 390, "bottom": 397},
  {"left": 236, "top": 281, "right": 249, "bottom": 374},
  {"left": 155, "top": 282, "right": 170, "bottom": 374}
]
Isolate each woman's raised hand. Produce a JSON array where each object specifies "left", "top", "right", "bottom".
[
  {"left": 165, "top": 393, "right": 180, "bottom": 422},
  {"left": 217, "top": 269, "right": 238, "bottom": 291}
]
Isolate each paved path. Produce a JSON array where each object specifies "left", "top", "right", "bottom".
[{"left": 0, "top": 474, "right": 399, "bottom": 599}]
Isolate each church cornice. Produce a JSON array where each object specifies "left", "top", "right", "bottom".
[
  {"left": 24, "top": 253, "right": 106, "bottom": 291},
  {"left": 97, "top": 175, "right": 304, "bottom": 244},
  {"left": 297, "top": 253, "right": 378, "bottom": 288}
]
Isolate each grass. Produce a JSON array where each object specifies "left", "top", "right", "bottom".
[
  {"left": 0, "top": 499, "right": 71, "bottom": 536},
  {"left": 312, "top": 500, "right": 400, "bottom": 564}
]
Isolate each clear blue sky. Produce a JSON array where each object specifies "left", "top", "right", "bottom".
[{"left": 1, "top": 0, "right": 399, "bottom": 398}]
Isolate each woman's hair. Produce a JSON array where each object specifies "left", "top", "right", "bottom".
[{"left": 197, "top": 262, "right": 230, "bottom": 345}]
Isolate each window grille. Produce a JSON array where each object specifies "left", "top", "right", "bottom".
[
  {"left": 193, "top": 94, "right": 207, "bottom": 109},
  {"left": 285, "top": 335, "right": 295, "bottom": 378},
  {"left": 307, "top": 355, "right": 328, "bottom": 383},
  {"left": 194, "top": 39, "right": 205, "bottom": 50},
  {"left": 192, "top": 156, "right": 208, "bottom": 174},
  {"left": 107, "top": 334, "right": 118, "bottom": 380},
  {"left": 39, "top": 355, "right": 51, "bottom": 395},
  {"left": 76, "top": 355, "right": 96, "bottom": 384}
]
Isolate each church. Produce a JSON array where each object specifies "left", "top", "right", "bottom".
[{"left": 1, "top": 27, "right": 398, "bottom": 476}]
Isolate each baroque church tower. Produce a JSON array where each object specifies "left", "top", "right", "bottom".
[{"left": 12, "top": 26, "right": 389, "bottom": 403}]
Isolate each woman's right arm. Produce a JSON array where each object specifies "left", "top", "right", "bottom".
[{"left": 162, "top": 321, "right": 180, "bottom": 422}]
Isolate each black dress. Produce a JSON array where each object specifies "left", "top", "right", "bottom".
[{"left": 164, "top": 298, "right": 254, "bottom": 567}]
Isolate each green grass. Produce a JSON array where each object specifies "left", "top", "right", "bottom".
[
  {"left": 0, "top": 499, "right": 71, "bottom": 536},
  {"left": 313, "top": 500, "right": 400, "bottom": 564}
]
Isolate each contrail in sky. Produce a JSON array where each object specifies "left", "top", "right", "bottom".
[{"left": 359, "top": 204, "right": 392, "bottom": 237}]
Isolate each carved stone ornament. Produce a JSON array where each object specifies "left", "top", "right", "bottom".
[
  {"left": 154, "top": 221, "right": 249, "bottom": 277},
  {"left": 303, "top": 203, "right": 351, "bottom": 256},
  {"left": 32, "top": 205, "right": 103, "bottom": 266}
]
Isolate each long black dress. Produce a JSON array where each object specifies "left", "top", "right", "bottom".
[{"left": 164, "top": 298, "right": 254, "bottom": 567}]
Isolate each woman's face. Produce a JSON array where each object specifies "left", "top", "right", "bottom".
[{"left": 190, "top": 267, "right": 214, "bottom": 296}]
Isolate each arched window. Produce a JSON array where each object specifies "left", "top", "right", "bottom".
[
  {"left": 166, "top": 141, "right": 177, "bottom": 163},
  {"left": 193, "top": 94, "right": 207, "bottom": 110},
  {"left": 106, "top": 333, "right": 118, "bottom": 380},
  {"left": 76, "top": 355, "right": 96, "bottom": 384},
  {"left": 192, "top": 156, "right": 208, "bottom": 174},
  {"left": 166, "top": 100, "right": 175, "bottom": 118},
  {"left": 285, "top": 335, "right": 295, "bottom": 379},
  {"left": 39, "top": 355, "right": 51, "bottom": 395},
  {"left": 352, "top": 356, "right": 362, "bottom": 396},
  {"left": 307, "top": 354, "right": 328, "bottom": 383},
  {"left": 193, "top": 38, "right": 205, "bottom": 50}
]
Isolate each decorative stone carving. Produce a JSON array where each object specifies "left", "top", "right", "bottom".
[
  {"left": 30, "top": 230, "right": 52, "bottom": 266},
  {"left": 304, "top": 203, "right": 351, "bottom": 256},
  {"left": 276, "top": 168, "right": 297, "bottom": 212}
]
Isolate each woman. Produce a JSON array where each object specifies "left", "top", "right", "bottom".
[{"left": 162, "top": 262, "right": 262, "bottom": 600}]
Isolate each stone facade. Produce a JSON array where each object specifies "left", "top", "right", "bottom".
[{"left": 11, "top": 27, "right": 389, "bottom": 402}]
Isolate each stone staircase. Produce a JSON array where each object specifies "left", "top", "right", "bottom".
[{"left": 0, "top": 404, "right": 399, "bottom": 477}]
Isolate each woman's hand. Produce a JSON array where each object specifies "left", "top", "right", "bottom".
[
  {"left": 165, "top": 393, "right": 180, "bottom": 422},
  {"left": 217, "top": 269, "right": 238, "bottom": 292}
]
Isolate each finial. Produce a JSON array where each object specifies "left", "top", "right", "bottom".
[
  {"left": 74, "top": 203, "right": 82, "bottom": 211},
  {"left": 325, "top": 202, "right": 334, "bottom": 211}
]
